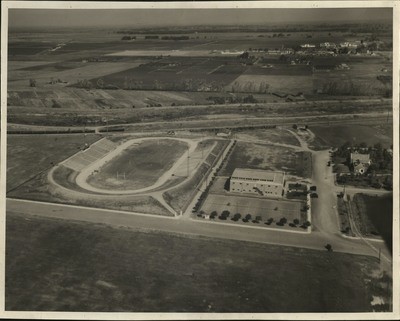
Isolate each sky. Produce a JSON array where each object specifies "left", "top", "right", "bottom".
[{"left": 8, "top": 7, "right": 393, "bottom": 29}]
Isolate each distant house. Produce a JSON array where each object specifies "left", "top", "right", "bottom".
[
  {"left": 300, "top": 44, "right": 316, "bottom": 48},
  {"left": 320, "top": 42, "right": 336, "bottom": 49},
  {"left": 350, "top": 152, "right": 371, "bottom": 174}
]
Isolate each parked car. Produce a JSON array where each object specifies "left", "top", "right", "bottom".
[{"left": 310, "top": 193, "right": 319, "bottom": 198}]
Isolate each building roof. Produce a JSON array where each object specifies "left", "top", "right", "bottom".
[
  {"left": 288, "top": 183, "right": 307, "bottom": 191},
  {"left": 350, "top": 152, "right": 370, "bottom": 163},
  {"left": 231, "top": 168, "right": 285, "bottom": 184},
  {"left": 354, "top": 163, "right": 368, "bottom": 172}
]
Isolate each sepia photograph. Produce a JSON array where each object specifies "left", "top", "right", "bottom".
[{"left": 1, "top": 1, "right": 398, "bottom": 319}]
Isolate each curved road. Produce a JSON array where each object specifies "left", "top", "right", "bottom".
[{"left": 75, "top": 137, "right": 198, "bottom": 194}]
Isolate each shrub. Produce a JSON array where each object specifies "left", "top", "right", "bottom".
[
  {"left": 221, "top": 210, "right": 230, "bottom": 218},
  {"left": 293, "top": 218, "right": 300, "bottom": 225}
]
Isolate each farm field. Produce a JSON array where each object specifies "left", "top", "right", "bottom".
[
  {"left": 6, "top": 212, "right": 385, "bottom": 312},
  {"left": 309, "top": 123, "right": 393, "bottom": 149},
  {"left": 87, "top": 139, "right": 188, "bottom": 190},
  {"left": 200, "top": 193, "right": 305, "bottom": 224},
  {"left": 220, "top": 142, "right": 311, "bottom": 178},
  {"left": 6, "top": 134, "right": 100, "bottom": 192},
  {"left": 228, "top": 74, "right": 313, "bottom": 95},
  {"left": 86, "top": 56, "right": 245, "bottom": 92}
]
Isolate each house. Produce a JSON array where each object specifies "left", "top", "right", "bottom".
[
  {"left": 230, "top": 168, "right": 285, "bottom": 198},
  {"left": 300, "top": 44, "right": 316, "bottom": 48},
  {"left": 350, "top": 152, "right": 371, "bottom": 174}
]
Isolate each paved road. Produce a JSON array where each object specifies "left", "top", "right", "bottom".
[{"left": 6, "top": 198, "right": 391, "bottom": 264}]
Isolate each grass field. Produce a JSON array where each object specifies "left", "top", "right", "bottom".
[
  {"left": 87, "top": 139, "right": 187, "bottom": 190},
  {"left": 220, "top": 142, "right": 311, "bottom": 178},
  {"left": 309, "top": 123, "right": 393, "bottom": 149},
  {"left": 7, "top": 134, "right": 101, "bottom": 192},
  {"left": 234, "top": 128, "right": 300, "bottom": 146},
  {"left": 200, "top": 193, "right": 304, "bottom": 224},
  {"left": 6, "top": 212, "right": 388, "bottom": 312}
]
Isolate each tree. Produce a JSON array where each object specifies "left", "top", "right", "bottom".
[
  {"left": 325, "top": 243, "right": 333, "bottom": 251},
  {"left": 292, "top": 124, "right": 298, "bottom": 130},
  {"left": 29, "top": 79, "right": 36, "bottom": 87}
]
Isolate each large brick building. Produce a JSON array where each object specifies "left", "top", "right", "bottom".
[{"left": 230, "top": 168, "right": 285, "bottom": 198}]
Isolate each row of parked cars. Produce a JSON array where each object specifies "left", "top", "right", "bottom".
[{"left": 310, "top": 185, "right": 318, "bottom": 198}]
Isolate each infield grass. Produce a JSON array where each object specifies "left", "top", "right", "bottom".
[{"left": 87, "top": 139, "right": 187, "bottom": 190}]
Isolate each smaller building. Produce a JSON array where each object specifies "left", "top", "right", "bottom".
[
  {"left": 350, "top": 152, "right": 371, "bottom": 174},
  {"left": 230, "top": 168, "right": 285, "bottom": 198},
  {"left": 288, "top": 183, "right": 307, "bottom": 193}
]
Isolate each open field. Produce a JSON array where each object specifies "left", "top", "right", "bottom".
[
  {"left": 6, "top": 212, "right": 388, "bottom": 312},
  {"left": 220, "top": 142, "right": 311, "bottom": 178},
  {"left": 87, "top": 139, "right": 187, "bottom": 190},
  {"left": 233, "top": 127, "right": 300, "bottom": 146},
  {"left": 200, "top": 193, "right": 304, "bottom": 224},
  {"left": 309, "top": 123, "right": 393, "bottom": 149},
  {"left": 7, "top": 134, "right": 101, "bottom": 192}
]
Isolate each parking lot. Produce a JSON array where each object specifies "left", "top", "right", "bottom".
[{"left": 200, "top": 192, "right": 305, "bottom": 224}]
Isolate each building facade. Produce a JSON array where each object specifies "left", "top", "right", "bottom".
[
  {"left": 350, "top": 152, "right": 371, "bottom": 174},
  {"left": 230, "top": 168, "right": 285, "bottom": 198}
]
